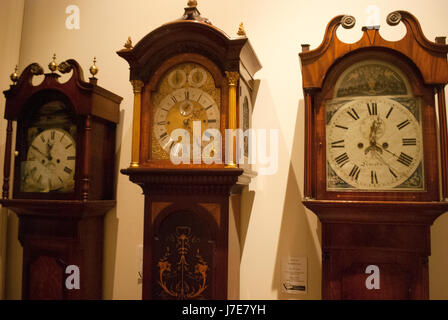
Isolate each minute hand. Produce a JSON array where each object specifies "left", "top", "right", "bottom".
[{"left": 383, "top": 148, "right": 399, "bottom": 159}]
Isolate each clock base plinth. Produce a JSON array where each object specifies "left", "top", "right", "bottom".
[
  {"left": 121, "top": 167, "right": 244, "bottom": 300},
  {"left": 303, "top": 200, "right": 448, "bottom": 300},
  {"left": 0, "top": 199, "right": 114, "bottom": 300}
]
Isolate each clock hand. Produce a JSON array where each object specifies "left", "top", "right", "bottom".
[
  {"left": 45, "top": 142, "right": 54, "bottom": 161},
  {"left": 365, "top": 118, "right": 384, "bottom": 155},
  {"left": 383, "top": 148, "right": 399, "bottom": 159},
  {"left": 373, "top": 151, "right": 405, "bottom": 177},
  {"left": 30, "top": 145, "right": 47, "bottom": 158}
]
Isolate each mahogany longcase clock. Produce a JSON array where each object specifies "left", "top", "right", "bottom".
[
  {"left": 1, "top": 59, "right": 122, "bottom": 299},
  {"left": 299, "top": 11, "right": 448, "bottom": 299},
  {"left": 118, "top": 1, "right": 261, "bottom": 299}
]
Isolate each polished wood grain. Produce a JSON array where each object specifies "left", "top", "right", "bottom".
[
  {"left": 2, "top": 120, "right": 13, "bottom": 199},
  {"left": 437, "top": 85, "right": 448, "bottom": 200}
]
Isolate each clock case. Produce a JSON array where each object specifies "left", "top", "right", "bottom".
[
  {"left": 299, "top": 11, "right": 448, "bottom": 299},
  {"left": 118, "top": 4, "right": 261, "bottom": 300},
  {"left": 1, "top": 60, "right": 122, "bottom": 299}
]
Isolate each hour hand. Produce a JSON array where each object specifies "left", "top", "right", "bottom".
[
  {"left": 45, "top": 142, "right": 54, "bottom": 160},
  {"left": 30, "top": 145, "right": 47, "bottom": 158},
  {"left": 364, "top": 141, "right": 383, "bottom": 155}
]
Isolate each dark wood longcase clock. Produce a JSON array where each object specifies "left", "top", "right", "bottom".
[
  {"left": 118, "top": 1, "right": 261, "bottom": 300},
  {"left": 1, "top": 59, "right": 122, "bottom": 299},
  {"left": 299, "top": 11, "right": 448, "bottom": 299}
]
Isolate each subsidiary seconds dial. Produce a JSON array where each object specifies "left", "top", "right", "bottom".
[{"left": 326, "top": 97, "right": 423, "bottom": 190}]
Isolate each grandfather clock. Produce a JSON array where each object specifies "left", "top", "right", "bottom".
[
  {"left": 1, "top": 59, "right": 122, "bottom": 299},
  {"left": 118, "top": 1, "right": 261, "bottom": 299},
  {"left": 299, "top": 11, "right": 448, "bottom": 299}
]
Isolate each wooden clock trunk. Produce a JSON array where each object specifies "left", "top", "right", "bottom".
[{"left": 122, "top": 168, "right": 244, "bottom": 299}]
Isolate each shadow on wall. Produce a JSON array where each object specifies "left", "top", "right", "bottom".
[
  {"left": 239, "top": 187, "right": 255, "bottom": 259},
  {"left": 103, "top": 108, "right": 125, "bottom": 299},
  {"left": 272, "top": 99, "right": 322, "bottom": 300}
]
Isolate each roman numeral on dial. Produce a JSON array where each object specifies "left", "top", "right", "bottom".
[
  {"left": 386, "top": 107, "right": 394, "bottom": 119},
  {"left": 397, "top": 119, "right": 411, "bottom": 130},
  {"left": 367, "top": 103, "right": 377, "bottom": 115},
  {"left": 397, "top": 152, "right": 413, "bottom": 167},
  {"left": 347, "top": 108, "right": 360, "bottom": 120},
  {"left": 335, "top": 152, "right": 349, "bottom": 167},
  {"left": 389, "top": 168, "right": 398, "bottom": 178},
  {"left": 349, "top": 164, "right": 360, "bottom": 180},
  {"left": 402, "top": 138, "right": 417, "bottom": 146},
  {"left": 371, "top": 170, "right": 378, "bottom": 184},
  {"left": 331, "top": 140, "right": 345, "bottom": 148}
]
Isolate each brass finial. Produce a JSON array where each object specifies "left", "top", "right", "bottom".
[
  {"left": 10, "top": 65, "right": 19, "bottom": 84},
  {"left": 89, "top": 57, "right": 98, "bottom": 78},
  {"left": 237, "top": 22, "right": 246, "bottom": 36},
  {"left": 124, "top": 36, "right": 133, "bottom": 50},
  {"left": 187, "top": 0, "right": 197, "bottom": 7},
  {"left": 48, "top": 54, "right": 58, "bottom": 73}
]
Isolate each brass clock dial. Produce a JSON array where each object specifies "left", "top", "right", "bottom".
[
  {"left": 326, "top": 97, "right": 424, "bottom": 191},
  {"left": 151, "top": 63, "right": 221, "bottom": 160}
]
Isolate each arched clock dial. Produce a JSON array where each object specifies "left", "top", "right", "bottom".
[
  {"left": 151, "top": 63, "right": 221, "bottom": 160},
  {"left": 326, "top": 97, "right": 423, "bottom": 190},
  {"left": 22, "top": 128, "right": 76, "bottom": 193}
]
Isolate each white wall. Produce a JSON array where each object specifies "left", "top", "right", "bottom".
[
  {"left": 0, "top": 0, "right": 25, "bottom": 299},
  {"left": 1, "top": 0, "right": 448, "bottom": 299}
]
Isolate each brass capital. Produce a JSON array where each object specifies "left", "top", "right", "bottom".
[
  {"left": 225, "top": 71, "right": 239, "bottom": 86},
  {"left": 131, "top": 80, "right": 144, "bottom": 93}
]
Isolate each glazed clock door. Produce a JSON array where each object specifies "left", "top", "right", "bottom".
[
  {"left": 149, "top": 60, "right": 222, "bottom": 164},
  {"left": 326, "top": 60, "right": 424, "bottom": 192},
  {"left": 14, "top": 97, "right": 78, "bottom": 198}
]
